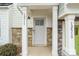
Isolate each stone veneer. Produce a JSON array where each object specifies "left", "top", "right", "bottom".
[
  {"left": 12, "top": 28, "right": 33, "bottom": 47},
  {"left": 12, "top": 28, "right": 22, "bottom": 53},
  {"left": 12, "top": 28, "right": 22, "bottom": 47},
  {"left": 28, "top": 28, "right": 32, "bottom": 47},
  {"left": 12, "top": 28, "right": 52, "bottom": 47},
  {"left": 58, "top": 20, "right": 63, "bottom": 56},
  {"left": 47, "top": 28, "right": 52, "bottom": 47}
]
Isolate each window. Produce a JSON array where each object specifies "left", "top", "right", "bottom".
[
  {"left": 35, "top": 20, "right": 40, "bottom": 25},
  {"left": 34, "top": 17, "right": 44, "bottom": 26},
  {"left": 40, "top": 20, "right": 44, "bottom": 25}
]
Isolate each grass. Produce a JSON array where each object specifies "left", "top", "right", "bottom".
[
  {"left": 75, "top": 26, "right": 79, "bottom": 55},
  {"left": 75, "top": 36, "right": 79, "bottom": 55}
]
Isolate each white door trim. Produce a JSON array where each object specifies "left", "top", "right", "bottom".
[{"left": 32, "top": 16, "right": 47, "bottom": 46}]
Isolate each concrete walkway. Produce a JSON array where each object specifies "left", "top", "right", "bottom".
[{"left": 28, "top": 47, "right": 52, "bottom": 56}]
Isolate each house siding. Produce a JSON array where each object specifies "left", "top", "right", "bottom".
[{"left": 0, "top": 9, "right": 10, "bottom": 45}]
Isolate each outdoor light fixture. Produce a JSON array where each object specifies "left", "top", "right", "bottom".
[{"left": 28, "top": 16, "right": 31, "bottom": 19}]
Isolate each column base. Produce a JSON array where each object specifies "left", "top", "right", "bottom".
[
  {"left": 63, "top": 49, "right": 76, "bottom": 56},
  {"left": 52, "top": 50, "right": 58, "bottom": 56}
]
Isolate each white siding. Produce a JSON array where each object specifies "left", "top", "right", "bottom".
[
  {"left": 0, "top": 9, "right": 10, "bottom": 45},
  {"left": 12, "top": 5, "right": 23, "bottom": 27}
]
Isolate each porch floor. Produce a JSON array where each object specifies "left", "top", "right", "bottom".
[{"left": 28, "top": 46, "right": 52, "bottom": 56}]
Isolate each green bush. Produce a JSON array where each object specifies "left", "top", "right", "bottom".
[{"left": 0, "top": 43, "right": 17, "bottom": 56}]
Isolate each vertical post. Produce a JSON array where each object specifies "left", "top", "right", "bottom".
[
  {"left": 22, "top": 7, "right": 28, "bottom": 56},
  {"left": 65, "top": 15, "right": 76, "bottom": 55},
  {"left": 62, "top": 21, "right": 65, "bottom": 55},
  {"left": 52, "top": 6, "right": 58, "bottom": 56}
]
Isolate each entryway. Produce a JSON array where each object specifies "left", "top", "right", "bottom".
[
  {"left": 26, "top": 6, "right": 53, "bottom": 55},
  {"left": 21, "top": 5, "right": 58, "bottom": 56}
]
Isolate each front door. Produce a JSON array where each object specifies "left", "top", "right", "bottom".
[{"left": 33, "top": 17, "right": 45, "bottom": 46}]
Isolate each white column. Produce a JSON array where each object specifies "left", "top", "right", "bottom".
[
  {"left": 22, "top": 7, "right": 28, "bottom": 56},
  {"left": 52, "top": 6, "right": 58, "bottom": 56},
  {"left": 0, "top": 10, "right": 10, "bottom": 45},
  {"left": 62, "top": 21, "right": 65, "bottom": 55},
  {"left": 65, "top": 15, "right": 76, "bottom": 55},
  {"left": 62, "top": 21, "right": 65, "bottom": 50}
]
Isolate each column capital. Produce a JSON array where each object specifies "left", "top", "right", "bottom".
[
  {"left": 22, "top": 7, "right": 28, "bottom": 12},
  {"left": 52, "top": 5, "right": 58, "bottom": 10},
  {"left": 65, "top": 15, "right": 75, "bottom": 20}
]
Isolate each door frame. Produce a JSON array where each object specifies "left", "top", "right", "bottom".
[{"left": 32, "top": 16, "right": 47, "bottom": 46}]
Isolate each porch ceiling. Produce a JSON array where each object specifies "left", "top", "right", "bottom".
[
  {"left": 27, "top": 5, "right": 52, "bottom": 14},
  {"left": 28, "top": 5, "right": 52, "bottom": 10},
  {"left": 27, "top": 6, "right": 52, "bottom": 16}
]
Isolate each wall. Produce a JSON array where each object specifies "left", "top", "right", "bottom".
[
  {"left": 12, "top": 5, "right": 24, "bottom": 27},
  {"left": 66, "top": 7, "right": 79, "bottom": 14},
  {"left": 9, "top": 5, "right": 14, "bottom": 43},
  {"left": 66, "top": 4, "right": 79, "bottom": 14},
  {"left": 0, "top": 4, "right": 23, "bottom": 45},
  {"left": 59, "top": 3, "right": 65, "bottom": 17},
  {"left": 0, "top": 5, "right": 52, "bottom": 46},
  {"left": 59, "top": 4, "right": 79, "bottom": 19},
  {"left": 0, "top": 9, "right": 10, "bottom": 45}
]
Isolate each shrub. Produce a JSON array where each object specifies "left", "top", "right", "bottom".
[{"left": 0, "top": 43, "right": 17, "bottom": 56}]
